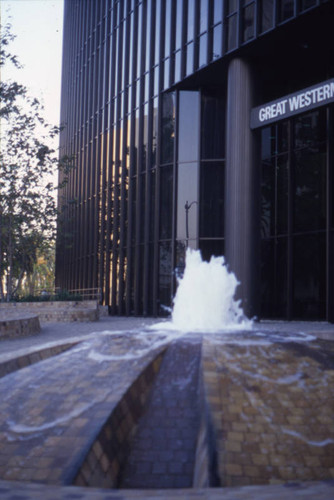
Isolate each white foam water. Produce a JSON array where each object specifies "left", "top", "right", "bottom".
[{"left": 154, "top": 249, "right": 252, "bottom": 333}]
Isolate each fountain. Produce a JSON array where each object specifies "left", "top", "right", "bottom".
[{"left": 156, "top": 249, "right": 252, "bottom": 333}]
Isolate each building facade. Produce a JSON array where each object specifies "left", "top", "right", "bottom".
[{"left": 57, "top": 0, "right": 334, "bottom": 321}]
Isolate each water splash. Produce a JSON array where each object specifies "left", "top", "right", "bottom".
[{"left": 156, "top": 249, "right": 252, "bottom": 333}]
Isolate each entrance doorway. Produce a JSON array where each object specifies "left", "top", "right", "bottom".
[{"left": 260, "top": 107, "right": 334, "bottom": 320}]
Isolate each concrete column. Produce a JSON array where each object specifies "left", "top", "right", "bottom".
[{"left": 225, "top": 58, "right": 260, "bottom": 319}]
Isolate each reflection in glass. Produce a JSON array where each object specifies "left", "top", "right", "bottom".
[
  {"left": 201, "top": 92, "right": 225, "bottom": 159},
  {"left": 199, "top": 33, "right": 208, "bottom": 68},
  {"left": 186, "top": 42, "right": 194, "bottom": 75},
  {"left": 200, "top": 162, "right": 224, "bottom": 238},
  {"left": 212, "top": 24, "right": 222, "bottom": 60},
  {"left": 279, "top": 0, "right": 294, "bottom": 22},
  {"left": 161, "top": 92, "right": 175, "bottom": 164},
  {"left": 187, "top": 0, "right": 195, "bottom": 41},
  {"left": 294, "top": 147, "right": 326, "bottom": 232},
  {"left": 175, "top": 0, "right": 183, "bottom": 49},
  {"left": 177, "top": 163, "right": 199, "bottom": 243},
  {"left": 242, "top": 4, "right": 255, "bottom": 42},
  {"left": 260, "top": 0, "right": 274, "bottom": 32},
  {"left": 199, "top": 0, "right": 208, "bottom": 33},
  {"left": 159, "top": 166, "right": 173, "bottom": 239},
  {"left": 178, "top": 91, "right": 200, "bottom": 163},
  {"left": 213, "top": 0, "right": 223, "bottom": 24},
  {"left": 158, "top": 241, "right": 172, "bottom": 313},
  {"left": 293, "top": 234, "right": 326, "bottom": 319},
  {"left": 227, "top": 15, "right": 237, "bottom": 51}
]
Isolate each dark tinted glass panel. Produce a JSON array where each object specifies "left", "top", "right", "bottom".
[
  {"left": 200, "top": 0, "right": 208, "bottom": 33},
  {"left": 179, "top": 91, "right": 199, "bottom": 163},
  {"left": 186, "top": 42, "right": 194, "bottom": 75},
  {"left": 228, "top": 0, "right": 238, "bottom": 14},
  {"left": 242, "top": 4, "right": 255, "bottom": 42},
  {"left": 294, "top": 111, "right": 326, "bottom": 150},
  {"left": 177, "top": 163, "right": 199, "bottom": 241},
  {"left": 146, "top": 0, "right": 152, "bottom": 70},
  {"left": 176, "top": 0, "right": 183, "bottom": 49},
  {"left": 213, "top": 0, "right": 223, "bottom": 24},
  {"left": 212, "top": 24, "right": 222, "bottom": 60},
  {"left": 159, "top": 166, "right": 173, "bottom": 239},
  {"left": 154, "top": 0, "right": 161, "bottom": 64},
  {"left": 199, "top": 33, "right": 208, "bottom": 68},
  {"left": 164, "top": 58, "right": 170, "bottom": 89},
  {"left": 201, "top": 93, "right": 225, "bottom": 159},
  {"left": 158, "top": 241, "right": 172, "bottom": 312},
  {"left": 165, "top": 0, "right": 171, "bottom": 57},
  {"left": 293, "top": 234, "right": 326, "bottom": 319},
  {"left": 175, "top": 50, "right": 182, "bottom": 82},
  {"left": 200, "top": 162, "right": 224, "bottom": 238},
  {"left": 152, "top": 98, "right": 158, "bottom": 166},
  {"left": 199, "top": 240, "right": 225, "bottom": 262},
  {"left": 161, "top": 92, "right": 175, "bottom": 164},
  {"left": 149, "top": 169, "right": 156, "bottom": 239},
  {"left": 187, "top": 0, "right": 195, "bottom": 41},
  {"left": 227, "top": 14, "right": 237, "bottom": 51},
  {"left": 260, "top": 237, "right": 288, "bottom": 318},
  {"left": 294, "top": 147, "right": 326, "bottom": 232},
  {"left": 279, "top": 0, "right": 294, "bottom": 22},
  {"left": 261, "top": 158, "right": 275, "bottom": 238},
  {"left": 276, "top": 154, "right": 289, "bottom": 235},
  {"left": 301, "top": 0, "right": 317, "bottom": 10}
]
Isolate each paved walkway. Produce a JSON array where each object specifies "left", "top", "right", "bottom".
[{"left": 0, "top": 317, "right": 333, "bottom": 499}]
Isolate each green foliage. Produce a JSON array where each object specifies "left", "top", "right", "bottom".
[
  {"left": 0, "top": 24, "right": 75, "bottom": 301},
  {"left": 15, "top": 290, "right": 83, "bottom": 302}
]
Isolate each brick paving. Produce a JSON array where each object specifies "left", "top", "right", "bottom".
[
  {"left": 0, "top": 317, "right": 333, "bottom": 499},
  {"left": 202, "top": 332, "right": 334, "bottom": 487},
  {"left": 119, "top": 337, "right": 202, "bottom": 489}
]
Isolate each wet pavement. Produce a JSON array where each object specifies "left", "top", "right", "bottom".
[{"left": 0, "top": 317, "right": 333, "bottom": 498}]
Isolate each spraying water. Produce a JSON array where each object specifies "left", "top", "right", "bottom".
[{"left": 170, "top": 249, "right": 252, "bottom": 332}]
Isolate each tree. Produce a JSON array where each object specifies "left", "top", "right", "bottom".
[{"left": 0, "top": 24, "right": 70, "bottom": 301}]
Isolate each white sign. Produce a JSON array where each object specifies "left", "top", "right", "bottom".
[{"left": 251, "top": 79, "right": 334, "bottom": 129}]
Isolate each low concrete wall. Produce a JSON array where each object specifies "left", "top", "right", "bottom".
[
  {"left": 0, "top": 314, "right": 41, "bottom": 340},
  {"left": 0, "top": 301, "right": 99, "bottom": 322}
]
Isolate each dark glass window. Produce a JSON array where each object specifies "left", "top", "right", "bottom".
[
  {"left": 228, "top": 0, "right": 238, "bottom": 14},
  {"left": 260, "top": 0, "right": 274, "bottom": 32},
  {"left": 158, "top": 241, "right": 172, "bottom": 312},
  {"left": 178, "top": 91, "right": 200, "bottom": 163},
  {"left": 301, "top": 0, "right": 317, "bottom": 10},
  {"left": 242, "top": 3, "right": 255, "bottom": 42},
  {"left": 152, "top": 97, "right": 158, "bottom": 166},
  {"left": 212, "top": 24, "right": 222, "bottom": 60},
  {"left": 159, "top": 166, "right": 173, "bottom": 239},
  {"left": 154, "top": 0, "right": 161, "bottom": 65},
  {"left": 177, "top": 163, "right": 199, "bottom": 242},
  {"left": 187, "top": 0, "right": 195, "bottom": 42},
  {"left": 293, "top": 234, "right": 326, "bottom": 319},
  {"left": 199, "top": 240, "right": 225, "bottom": 262},
  {"left": 199, "top": 33, "right": 208, "bottom": 68},
  {"left": 165, "top": 0, "right": 172, "bottom": 57},
  {"left": 164, "top": 58, "right": 170, "bottom": 90},
  {"left": 186, "top": 42, "right": 194, "bottom": 75},
  {"left": 175, "top": 50, "right": 182, "bottom": 82},
  {"left": 176, "top": 0, "right": 183, "bottom": 49},
  {"left": 201, "top": 93, "right": 225, "bottom": 160},
  {"left": 227, "top": 14, "right": 237, "bottom": 51},
  {"left": 161, "top": 92, "right": 175, "bottom": 164},
  {"left": 213, "top": 0, "right": 223, "bottom": 24},
  {"left": 200, "top": 0, "right": 209, "bottom": 33},
  {"left": 200, "top": 162, "right": 225, "bottom": 238},
  {"left": 279, "top": 0, "right": 294, "bottom": 22}
]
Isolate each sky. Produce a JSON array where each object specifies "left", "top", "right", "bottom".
[{"left": 1, "top": 0, "right": 64, "bottom": 128}]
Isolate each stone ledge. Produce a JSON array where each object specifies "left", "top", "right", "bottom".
[{"left": 0, "top": 314, "right": 40, "bottom": 340}]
